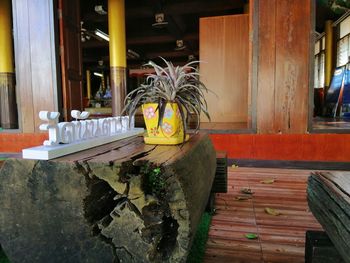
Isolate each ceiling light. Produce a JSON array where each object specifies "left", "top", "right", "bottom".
[
  {"left": 174, "top": 40, "right": 186, "bottom": 51},
  {"left": 93, "top": 72, "right": 103, "bottom": 77},
  {"left": 95, "top": 5, "right": 107, "bottom": 15},
  {"left": 152, "top": 13, "right": 168, "bottom": 28},
  {"left": 95, "top": 29, "right": 109, "bottom": 42},
  {"left": 188, "top": 54, "right": 196, "bottom": 61}
]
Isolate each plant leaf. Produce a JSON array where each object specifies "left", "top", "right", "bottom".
[
  {"left": 240, "top": 188, "right": 254, "bottom": 195},
  {"left": 261, "top": 178, "right": 275, "bottom": 184},
  {"left": 245, "top": 233, "right": 258, "bottom": 239},
  {"left": 265, "top": 207, "right": 281, "bottom": 216},
  {"left": 157, "top": 99, "right": 167, "bottom": 129},
  {"left": 175, "top": 99, "right": 188, "bottom": 143}
]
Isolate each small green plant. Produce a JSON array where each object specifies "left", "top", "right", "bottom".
[
  {"left": 141, "top": 165, "right": 166, "bottom": 198},
  {"left": 122, "top": 57, "right": 211, "bottom": 141}
]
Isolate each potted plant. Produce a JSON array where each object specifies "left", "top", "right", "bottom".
[{"left": 123, "top": 58, "right": 210, "bottom": 145}]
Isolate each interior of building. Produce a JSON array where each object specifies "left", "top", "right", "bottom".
[
  {"left": 1, "top": 1, "right": 350, "bottom": 263},
  {"left": 0, "top": 0, "right": 349, "bottom": 133}
]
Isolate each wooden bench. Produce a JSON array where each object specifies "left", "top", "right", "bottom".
[
  {"left": 307, "top": 171, "right": 350, "bottom": 263},
  {"left": 0, "top": 134, "right": 216, "bottom": 263}
]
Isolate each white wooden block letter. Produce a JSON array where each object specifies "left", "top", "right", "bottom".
[{"left": 39, "top": 111, "right": 60, "bottom": 146}]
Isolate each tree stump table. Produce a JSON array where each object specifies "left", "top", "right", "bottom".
[{"left": 0, "top": 134, "right": 216, "bottom": 263}]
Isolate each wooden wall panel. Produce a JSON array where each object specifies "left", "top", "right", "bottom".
[
  {"left": 59, "top": 0, "right": 83, "bottom": 120},
  {"left": 12, "top": 0, "right": 34, "bottom": 132},
  {"left": 200, "top": 15, "right": 249, "bottom": 123},
  {"left": 12, "top": 0, "right": 58, "bottom": 132},
  {"left": 257, "top": 0, "right": 311, "bottom": 134}
]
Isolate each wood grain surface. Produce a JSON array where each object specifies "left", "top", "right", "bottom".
[
  {"left": 308, "top": 171, "right": 350, "bottom": 262},
  {"left": 257, "top": 0, "right": 312, "bottom": 134},
  {"left": 204, "top": 167, "right": 322, "bottom": 263},
  {"left": 200, "top": 15, "right": 249, "bottom": 123},
  {"left": 12, "top": 0, "right": 59, "bottom": 132}
]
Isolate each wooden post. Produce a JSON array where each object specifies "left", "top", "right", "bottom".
[
  {"left": 0, "top": 0, "right": 17, "bottom": 128},
  {"left": 108, "top": 0, "right": 127, "bottom": 116},
  {"left": 12, "top": 0, "right": 59, "bottom": 132}
]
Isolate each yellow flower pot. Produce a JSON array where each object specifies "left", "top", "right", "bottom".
[{"left": 142, "top": 103, "right": 189, "bottom": 145}]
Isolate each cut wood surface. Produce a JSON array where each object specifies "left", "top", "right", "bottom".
[
  {"left": 204, "top": 167, "right": 322, "bottom": 263},
  {"left": 0, "top": 133, "right": 216, "bottom": 263},
  {"left": 308, "top": 171, "right": 350, "bottom": 263}
]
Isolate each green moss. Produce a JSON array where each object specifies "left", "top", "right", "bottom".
[
  {"left": 141, "top": 164, "right": 166, "bottom": 198},
  {"left": 187, "top": 212, "right": 212, "bottom": 263}
]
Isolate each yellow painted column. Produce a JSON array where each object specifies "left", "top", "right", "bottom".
[
  {"left": 325, "top": 20, "right": 333, "bottom": 89},
  {"left": 0, "top": 0, "right": 17, "bottom": 128},
  {"left": 108, "top": 0, "right": 127, "bottom": 116},
  {"left": 86, "top": 70, "right": 91, "bottom": 99}
]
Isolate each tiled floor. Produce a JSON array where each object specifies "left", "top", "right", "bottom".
[{"left": 204, "top": 167, "right": 323, "bottom": 263}]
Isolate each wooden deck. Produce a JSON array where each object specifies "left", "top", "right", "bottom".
[{"left": 204, "top": 167, "right": 323, "bottom": 263}]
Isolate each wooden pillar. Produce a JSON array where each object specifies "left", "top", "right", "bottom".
[
  {"left": 325, "top": 20, "right": 333, "bottom": 89},
  {"left": 257, "top": 0, "right": 311, "bottom": 134},
  {"left": 12, "top": 0, "right": 59, "bottom": 132},
  {"left": 108, "top": 0, "right": 127, "bottom": 116},
  {"left": 0, "top": 0, "right": 17, "bottom": 128}
]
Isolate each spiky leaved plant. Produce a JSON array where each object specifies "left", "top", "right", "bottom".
[{"left": 122, "top": 57, "right": 211, "bottom": 141}]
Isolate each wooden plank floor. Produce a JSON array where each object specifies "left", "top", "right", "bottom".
[{"left": 204, "top": 167, "right": 323, "bottom": 263}]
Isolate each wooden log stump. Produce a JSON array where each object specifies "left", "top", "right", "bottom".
[
  {"left": 307, "top": 171, "right": 350, "bottom": 263},
  {"left": 0, "top": 134, "right": 216, "bottom": 263}
]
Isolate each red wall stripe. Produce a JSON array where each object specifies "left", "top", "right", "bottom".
[
  {"left": 209, "top": 134, "right": 350, "bottom": 162},
  {"left": 0, "top": 133, "right": 48, "bottom": 153}
]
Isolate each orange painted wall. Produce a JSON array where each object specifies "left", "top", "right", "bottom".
[
  {"left": 0, "top": 133, "right": 48, "bottom": 153},
  {"left": 1, "top": 133, "right": 350, "bottom": 162}
]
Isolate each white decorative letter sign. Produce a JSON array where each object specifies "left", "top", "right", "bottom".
[{"left": 22, "top": 110, "right": 143, "bottom": 160}]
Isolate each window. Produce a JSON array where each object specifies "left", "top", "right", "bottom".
[
  {"left": 337, "top": 35, "right": 350, "bottom": 67},
  {"left": 336, "top": 15, "right": 350, "bottom": 67},
  {"left": 314, "top": 36, "right": 325, "bottom": 89}
]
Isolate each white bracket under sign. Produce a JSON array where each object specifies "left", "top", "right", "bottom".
[{"left": 22, "top": 110, "right": 144, "bottom": 160}]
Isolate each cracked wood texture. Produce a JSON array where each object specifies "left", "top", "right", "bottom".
[
  {"left": 0, "top": 133, "right": 216, "bottom": 263},
  {"left": 307, "top": 172, "right": 350, "bottom": 263},
  {"left": 257, "top": 0, "right": 311, "bottom": 133}
]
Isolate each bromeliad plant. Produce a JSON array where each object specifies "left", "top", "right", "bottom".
[{"left": 123, "top": 57, "right": 211, "bottom": 144}]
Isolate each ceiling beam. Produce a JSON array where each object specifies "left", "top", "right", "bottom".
[
  {"left": 128, "top": 0, "right": 244, "bottom": 17},
  {"left": 82, "top": 0, "right": 244, "bottom": 22},
  {"left": 82, "top": 40, "right": 108, "bottom": 49},
  {"left": 82, "top": 33, "right": 199, "bottom": 49},
  {"left": 145, "top": 50, "right": 199, "bottom": 60}
]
